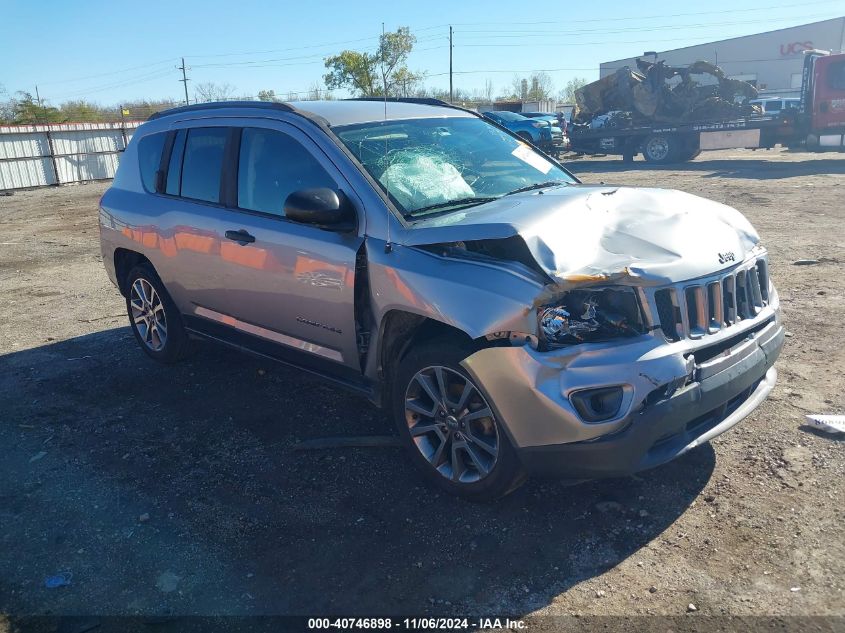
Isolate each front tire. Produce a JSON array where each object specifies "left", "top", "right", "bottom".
[
  {"left": 125, "top": 264, "right": 191, "bottom": 364},
  {"left": 392, "top": 341, "right": 526, "bottom": 500}
]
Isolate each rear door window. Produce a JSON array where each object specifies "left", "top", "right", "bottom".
[
  {"left": 178, "top": 128, "right": 228, "bottom": 203},
  {"left": 137, "top": 132, "right": 166, "bottom": 192},
  {"left": 237, "top": 128, "right": 336, "bottom": 217}
]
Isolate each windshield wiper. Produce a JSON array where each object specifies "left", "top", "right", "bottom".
[
  {"left": 504, "top": 181, "right": 566, "bottom": 196},
  {"left": 411, "top": 196, "right": 499, "bottom": 216}
]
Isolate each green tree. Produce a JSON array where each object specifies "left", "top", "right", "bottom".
[
  {"left": 560, "top": 77, "right": 589, "bottom": 104},
  {"left": 59, "top": 100, "right": 106, "bottom": 122},
  {"left": 120, "top": 99, "right": 180, "bottom": 120},
  {"left": 257, "top": 89, "right": 278, "bottom": 102},
  {"left": 324, "top": 50, "right": 380, "bottom": 96},
  {"left": 11, "top": 92, "right": 63, "bottom": 124},
  {"left": 324, "top": 26, "right": 419, "bottom": 97},
  {"left": 391, "top": 67, "right": 424, "bottom": 97}
]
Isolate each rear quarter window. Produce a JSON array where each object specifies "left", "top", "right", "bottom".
[{"left": 137, "top": 132, "right": 166, "bottom": 192}]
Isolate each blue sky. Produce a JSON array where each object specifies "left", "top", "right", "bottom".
[{"left": 3, "top": 0, "right": 844, "bottom": 106}]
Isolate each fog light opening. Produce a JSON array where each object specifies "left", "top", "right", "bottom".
[{"left": 571, "top": 386, "right": 624, "bottom": 423}]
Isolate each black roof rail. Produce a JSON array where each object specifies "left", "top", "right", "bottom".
[
  {"left": 344, "top": 97, "right": 455, "bottom": 108},
  {"left": 148, "top": 100, "right": 296, "bottom": 121},
  {"left": 343, "top": 96, "right": 485, "bottom": 120}
]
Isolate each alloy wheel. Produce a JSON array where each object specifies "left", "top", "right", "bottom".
[
  {"left": 130, "top": 278, "right": 168, "bottom": 352},
  {"left": 404, "top": 365, "right": 499, "bottom": 484}
]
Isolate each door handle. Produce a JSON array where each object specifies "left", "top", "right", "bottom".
[{"left": 224, "top": 229, "right": 255, "bottom": 245}]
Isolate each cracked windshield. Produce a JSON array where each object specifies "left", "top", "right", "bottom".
[{"left": 335, "top": 116, "right": 575, "bottom": 218}]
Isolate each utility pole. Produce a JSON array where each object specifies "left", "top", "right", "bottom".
[
  {"left": 35, "top": 85, "right": 42, "bottom": 106},
  {"left": 178, "top": 58, "right": 190, "bottom": 105},
  {"left": 449, "top": 26, "right": 453, "bottom": 103}
]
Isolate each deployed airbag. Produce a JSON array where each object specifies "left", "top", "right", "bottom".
[{"left": 379, "top": 150, "right": 474, "bottom": 211}]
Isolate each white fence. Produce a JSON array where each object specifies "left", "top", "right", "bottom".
[{"left": 0, "top": 121, "right": 143, "bottom": 190}]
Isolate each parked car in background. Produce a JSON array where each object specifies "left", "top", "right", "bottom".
[
  {"left": 482, "top": 110, "right": 554, "bottom": 150},
  {"left": 521, "top": 112, "right": 569, "bottom": 151},
  {"left": 749, "top": 97, "right": 800, "bottom": 115},
  {"left": 523, "top": 111, "right": 570, "bottom": 134},
  {"left": 521, "top": 111, "right": 558, "bottom": 127},
  {"left": 100, "top": 98, "right": 783, "bottom": 500}
]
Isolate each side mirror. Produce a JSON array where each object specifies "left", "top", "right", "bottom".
[{"left": 284, "top": 188, "right": 355, "bottom": 231}]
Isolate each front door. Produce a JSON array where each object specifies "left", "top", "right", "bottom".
[{"left": 162, "top": 119, "right": 364, "bottom": 372}]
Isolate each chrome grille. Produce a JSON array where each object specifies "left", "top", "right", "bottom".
[{"left": 654, "top": 257, "right": 771, "bottom": 341}]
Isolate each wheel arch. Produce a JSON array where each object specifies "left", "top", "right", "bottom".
[
  {"left": 372, "top": 309, "right": 480, "bottom": 407},
  {"left": 114, "top": 248, "right": 153, "bottom": 296}
]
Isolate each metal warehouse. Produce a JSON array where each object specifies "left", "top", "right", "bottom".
[{"left": 600, "top": 17, "right": 845, "bottom": 97}]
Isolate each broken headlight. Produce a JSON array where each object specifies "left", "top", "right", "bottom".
[{"left": 538, "top": 287, "right": 645, "bottom": 349}]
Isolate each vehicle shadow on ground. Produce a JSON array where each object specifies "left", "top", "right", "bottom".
[
  {"left": 0, "top": 328, "right": 716, "bottom": 618},
  {"left": 566, "top": 157, "right": 845, "bottom": 180}
]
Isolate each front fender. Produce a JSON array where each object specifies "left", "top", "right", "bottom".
[{"left": 366, "top": 239, "right": 543, "bottom": 343}]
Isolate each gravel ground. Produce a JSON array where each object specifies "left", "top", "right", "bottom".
[{"left": 0, "top": 149, "right": 843, "bottom": 627}]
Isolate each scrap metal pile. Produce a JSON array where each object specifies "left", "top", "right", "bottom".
[{"left": 573, "top": 59, "right": 762, "bottom": 128}]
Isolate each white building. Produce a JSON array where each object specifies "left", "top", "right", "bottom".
[{"left": 600, "top": 17, "right": 845, "bottom": 97}]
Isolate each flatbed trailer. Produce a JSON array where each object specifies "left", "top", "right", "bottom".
[{"left": 569, "top": 113, "right": 793, "bottom": 164}]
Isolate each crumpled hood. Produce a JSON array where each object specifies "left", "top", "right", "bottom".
[{"left": 404, "top": 184, "right": 760, "bottom": 285}]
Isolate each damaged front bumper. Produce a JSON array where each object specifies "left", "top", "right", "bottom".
[{"left": 461, "top": 307, "right": 784, "bottom": 478}]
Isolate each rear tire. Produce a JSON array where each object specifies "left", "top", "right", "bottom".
[
  {"left": 642, "top": 134, "right": 679, "bottom": 164},
  {"left": 125, "top": 263, "right": 192, "bottom": 364},
  {"left": 392, "top": 340, "right": 526, "bottom": 501}
]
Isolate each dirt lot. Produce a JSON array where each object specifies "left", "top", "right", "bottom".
[{"left": 1, "top": 149, "right": 843, "bottom": 627}]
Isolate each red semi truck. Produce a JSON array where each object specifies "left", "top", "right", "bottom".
[
  {"left": 797, "top": 50, "right": 845, "bottom": 150},
  {"left": 569, "top": 50, "right": 845, "bottom": 163}
]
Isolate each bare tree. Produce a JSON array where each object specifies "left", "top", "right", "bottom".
[
  {"left": 527, "top": 72, "right": 553, "bottom": 101},
  {"left": 0, "top": 84, "right": 13, "bottom": 122},
  {"left": 194, "top": 82, "right": 237, "bottom": 103},
  {"left": 483, "top": 79, "right": 495, "bottom": 104}
]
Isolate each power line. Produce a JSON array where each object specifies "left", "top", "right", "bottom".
[
  {"left": 36, "top": 58, "right": 177, "bottom": 87},
  {"left": 445, "top": 0, "right": 842, "bottom": 27},
  {"left": 185, "top": 28, "right": 440, "bottom": 61},
  {"left": 26, "top": 2, "right": 843, "bottom": 106},
  {"left": 455, "top": 35, "right": 740, "bottom": 48},
  {"left": 453, "top": 13, "right": 842, "bottom": 37},
  {"left": 49, "top": 68, "right": 178, "bottom": 100},
  {"left": 185, "top": 35, "right": 380, "bottom": 60}
]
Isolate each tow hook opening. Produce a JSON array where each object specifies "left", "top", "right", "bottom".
[{"left": 571, "top": 386, "right": 624, "bottom": 423}]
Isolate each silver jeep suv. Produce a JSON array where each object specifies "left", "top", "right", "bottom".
[{"left": 99, "top": 99, "right": 784, "bottom": 499}]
